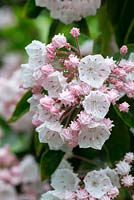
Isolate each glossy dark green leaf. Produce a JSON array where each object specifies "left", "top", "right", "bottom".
[
  {"left": 23, "top": 0, "right": 43, "bottom": 18},
  {"left": 34, "top": 132, "right": 48, "bottom": 157},
  {"left": 8, "top": 90, "right": 32, "bottom": 123},
  {"left": 106, "top": 0, "right": 134, "bottom": 46},
  {"left": 0, "top": 116, "right": 12, "bottom": 133},
  {"left": 93, "top": 35, "right": 102, "bottom": 54},
  {"left": 93, "top": 4, "right": 114, "bottom": 56},
  {"left": 105, "top": 106, "right": 130, "bottom": 162},
  {"left": 40, "top": 150, "right": 64, "bottom": 180}
]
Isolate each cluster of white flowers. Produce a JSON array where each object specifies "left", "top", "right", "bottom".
[
  {"left": 40, "top": 152, "right": 134, "bottom": 200},
  {"left": 21, "top": 28, "right": 134, "bottom": 152},
  {"left": 35, "top": 0, "right": 101, "bottom": 24}
]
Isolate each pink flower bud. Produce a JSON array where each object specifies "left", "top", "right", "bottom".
[
  {"left": 65, "top": 43, "right": 71, "bottom": 49},
  {"left": 119, "top": 102, "right": 130, "bottom": 112},
  {"left": 116, "top": 161, "right": 131, "bottom": 175},
  {"left": 108, "top": 187, "right": 119, "bottom": 199},
  {"left": 120, "top": 45, "right": 128, "bottom": 55},
  {"left": 40, "top": 96, "right": 54, "bottom": 110},
  {"left": 70, "top": 27, "right": 80, "bottom": 38},
  {"left": 121, "top": 175, "right": 134, "bottom": 187},
  {"left": 32, "top": 113, "right": 42, "bottom": 126},
  {"left": 103, "top": 118, "right": 114, "bottom": 130},
  {"left": 69, "top": 84, "right": 83, "bottom": 96},
  {"left": 46, "top": 43, "right": 56, "bottom": 62},
  {"left": 41, "top": 64, "right": 54, "bottom": 76},
  {"left": 124, "top": 152, "right": 134, "bottom": 163},
  {"left": 52, "top": 34, "right": 67, "bottom": 48},
  {"left": 70, "top": 121, "right": 81, "bottom": 131}
]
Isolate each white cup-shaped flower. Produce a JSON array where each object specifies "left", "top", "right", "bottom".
[
  {"left": 101, "top": 167, "right": 120, "bottom": 188},
  {"left": 36, "top": 121, "right": 64, "bottom": 150},
  {"left": 84, "top": 170, "right": 113, "bottom": 199},
  {"left": 82, "top": 90, "right": 110, "bottom": 119},
  {"left": 78, "top": 124, "right": 111, "bottom": 149},
  {"left": 78, "top": 54, "right": 112, "bottom": 88},
  {"left": 51, "top": 169, "right": 80, "bottom": 192},
  {"left": 25, "top": 40, "right": 46, "bottom": 58},
  {"left": 42, "top": 71, "right": 67, "bottom": 98}
]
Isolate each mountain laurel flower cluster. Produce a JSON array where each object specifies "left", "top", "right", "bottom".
[
  {"left": 35, "top": 0, "right": 101, "bottom": 24},
  {"left": 21, "top": 28, "right": 134, "bottom": 151},
  {"left": 40, "top": 152, "right": 134, "bottom": 200},
  {"left": 0, "top": 145, "right": 40, "bottom": 200}
]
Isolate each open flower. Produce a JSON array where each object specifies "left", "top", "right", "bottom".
[
  {"left": 82, "top": 91, "right": 110, "bottom": 119},
  {"left": 36, "top": 121, "right": 64, "bottom": 150},
  {"left": 78, "top": 55, "right": 112, "bottom": 88},
  {"left": 84, "top": 170, "right": 113, "bottom": 199},
  {"left": 78, "top": 123, "right": 111, "bottom": 149}
]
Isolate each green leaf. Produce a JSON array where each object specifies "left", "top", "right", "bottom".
[
  {"left": 8, "top": 90, "right": 32, "bottom": 123},
  {"left": 105, "top": 106, "right": 130, "bottom": 162},
  {"left": 23, "top": 0, "right": 43, "bottom": 18},
  {"left": 106, "top": 0, "right": 134, "bottom": 46},
  {"left": 0, "top": 116, "right": 12, "bottom": 134},
  {"left": 93, "top": 4, "right": 114, "bottom": 56},
  {"left": 40, "top": 150, "right": 64, "bottom": 180},
  {"left": 93, "top": 35, "right": 103, "bottom": 54},
  {"left": 34, "top": 132, "right": 48, "bottom": 157}
]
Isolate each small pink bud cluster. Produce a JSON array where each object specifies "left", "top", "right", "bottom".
[
  {"left": 108, "top": 56, "right": 134, "bottom": 99},
  {"left": 116, "top": 152, "right": 134, "bottom": 188}
]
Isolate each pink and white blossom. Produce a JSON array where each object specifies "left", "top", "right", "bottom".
[
  {"left": 82, "top": 91, "right": 110, "bottom": 119},
  {"left": 35, "top": 0, "right": 101, "bottom": 24},
  {"left": 78, "top": 55, "right": 112, "bottom": 88},
  {"left": 121, "top": 175, "right": 134, "bottom": 187},
  {"left": 116, "top": 161, "right": 131, "bottom": 176}
]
